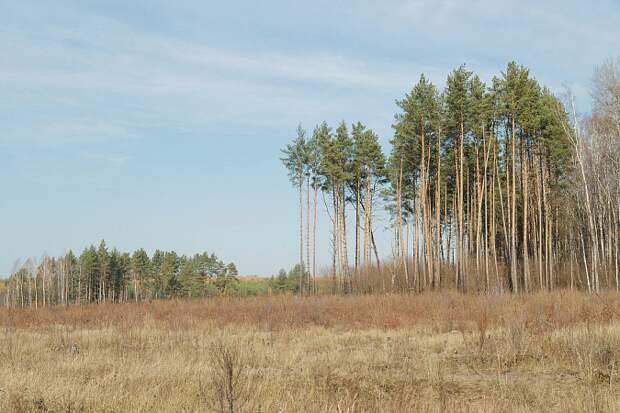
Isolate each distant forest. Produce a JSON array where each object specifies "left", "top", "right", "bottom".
[
  {"left": 282, "top": 60, "right": 620, "bottom": 294},
  {"left": 3, "top": 241, "right": 239, "bottom": 307}
]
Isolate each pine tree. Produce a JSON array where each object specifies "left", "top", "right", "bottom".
[
  {"left": 179, "top": 260, "right": 199, "bottom": 297},
  {"left": 131, "top": 248, "right": 150, "bottom": 301},
  {"left": 351, "top": 123, "right": 385, "bottom": 277},
  {"left": 160, "top": 251, "right": 180, "bottom": 297},
  {"left": 97, "top": 240, "right": 109, "bottom": 302},
  {"left": 445, "top": 65, "right": 473, "bottom": 291},
  {"left": 281, "top": 125, "right": 309, "bottom": 292},
  {"left": 499, "top": 62, "right": 533, "bottom": 292},
  {"left": 307, "top": 129, "right": 322, "bottom": 292},
  {"left": 333, "top": 121, "right": 353, "bottom": 291},
  {"left": 79, "top": 246, "right": 98, "bottom": 303},
  {"left": 151, "top": 250, "right": 165, "bottom": 298}
]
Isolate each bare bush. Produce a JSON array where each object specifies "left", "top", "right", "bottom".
[{"left": 206, "top": 339, "right": 250, "bottom": 413}]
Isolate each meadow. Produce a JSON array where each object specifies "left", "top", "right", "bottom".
[{"left": 1, "top": 291, "right": 620, "bottom": 412}]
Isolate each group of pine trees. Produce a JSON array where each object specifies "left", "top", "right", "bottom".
[
  {"left": 281, "top": 120, "right": 385, "bottom": 293},
  {"left": 282, "top": 61, "right": 620, "bottom": 294},
  {"left": 269, "top": 264, "right": 308, "bottom": 294},
  {"left": 4, "top": 240, "right": 239, "bottom": 307}
]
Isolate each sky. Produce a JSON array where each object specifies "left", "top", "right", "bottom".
[{"left": 1, "top": 0, "right": 619, "bottom": 276}]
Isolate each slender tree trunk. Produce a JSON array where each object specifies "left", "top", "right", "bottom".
[
  {"left": 299, "top": 177, "right": 304, "bottom": 294},
  {"left": 355, "top": 177, "right": 361, "bottom": 272},
  {"left": 340, "top": 184, "right": 350, "bottom": 292},
  {"left": 435, "top": 126, "right": 442, "bottom": 289},
  {"left": 456, "top": 117, "right": 465, "bottom": 290},
  {"left": 475, "top": 136, "right": 482, "bottom": 288},
  {"left": 510, "top": 114, "right": 519, "bottom": 293},
  {"left": 332, "top": 186, "right": 338, "bottom": 292},
  {"left": 306, "top": 175, "right": 311, "bottom": 294},
  {"left": 133, "top": 271, "right": 139, "bottom": 302},
  {"left": 313, "top": 184, "right": 318, "bottom": 293},
  {"left": 536, "top": 152, "right": 544, "bottom": 290},
  {"left": 371, "top": 227, "right": 381, "bottom": 272},
  {"left": 397, "top": 158, "right": 408, "bottom": 287},
  {"left": 363, "top": 176, "right": 371, "bottom": 267},
  {"left": 522, "top": 133, "right": 530, "bottom": 293}
]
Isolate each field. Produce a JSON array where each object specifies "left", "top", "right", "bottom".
[{"left": 2, "top": 292, "right": 620, "bottom": 412}]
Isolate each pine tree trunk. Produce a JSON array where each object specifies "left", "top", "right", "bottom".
[
  {"left": 459, "top": 118, "right": 465, "bottom": 291},
  {"left": 355, "top": 177, "right": 361, "bottom": 272},
  {"left": 299, "top": 178, "right": 304, "bottom": 294},
  {"left": 134, "top": 272, "right": 139, "bottom": 302},
  {"left": 397, "top": 158, "right": 408, "bottom": 287},
  {"left": 536, "top": 151, "right": 544, "bottom": 290},
  {"left": 363, "top": 176, "right": 371, "bottom": 267},
  {"left": 522, "top": 132, "right": 530, "bottom": 293},
  {"left": 435, "top": 127, "right": 442, "bottom": 289},
  {"left": 313, "top": 184, "right": 318, "bottom": 293},
  {"left": 475, "top": 137, "right": 482, "bottom": 287},
  {"left": 510, "top": 114, "right": 519, "bottom": 293},
  {"left": 306, "top": 175, "right": 311, "bottom": 294},
  {"left": 340, "top": 185, "right": 350, "bottom": 292},
  {"left": 332, "top": 185, "right": 338, "bottom": 292}
]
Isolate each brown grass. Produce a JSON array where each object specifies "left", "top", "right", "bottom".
[{"left": 1, "top": 291, "right": 620, "bottom": 412}]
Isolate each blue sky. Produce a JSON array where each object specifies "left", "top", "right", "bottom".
[{"left": 1, "top": 0, "right": 619, "bottom": 276}]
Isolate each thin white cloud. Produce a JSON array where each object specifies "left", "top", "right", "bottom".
[
  {"left": 1, "top": 0, "right": 617, "bottom": 147},
  {"left": 0, "top": 15, "right": 429, "bottom": 145},
  {"left": 1, "top": 27, "right": 414, "bottom": 93},
  {"left": 1, "top": 117, "right": 136, "bottom": 146}
]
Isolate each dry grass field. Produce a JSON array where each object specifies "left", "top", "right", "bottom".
[{"left": 2, "top": 291, "right": 620, "bottom": 412}]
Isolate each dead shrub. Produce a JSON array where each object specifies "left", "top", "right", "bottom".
[
  {"left": 506, "top": 312, "right": 528, "bottom": 360},
  {"left": 202, "top": 339, "right": 251, "bottom": 413},
  {"left": 475, "top": 305, "right": 490, "bottom": 355},
  {"left": 567, "top": 328, "right": 619, "bottom": 385}
]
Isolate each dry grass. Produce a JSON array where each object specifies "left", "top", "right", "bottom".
[{"left": 1, "top": 291, "right": 620, "bottom": 412}]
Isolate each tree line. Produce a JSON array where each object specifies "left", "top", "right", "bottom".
[
  {"left": 4, "top": 240, "right": 239, "bottom": 307},
  {"left": 282, "top": 60, "right": 620, "bottom": 294}
]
